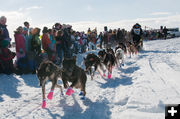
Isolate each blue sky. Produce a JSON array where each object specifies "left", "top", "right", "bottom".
[{"left": 1, "top": 0, "right": 180, "bottom": 38}]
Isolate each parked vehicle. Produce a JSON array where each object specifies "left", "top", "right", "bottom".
[{"left": 167, "top": 28, "right": 180, "bottom": 38}]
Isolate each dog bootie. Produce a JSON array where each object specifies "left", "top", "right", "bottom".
[
  {"left": 79, "top": 91, "right": 83, "bottom": 96},
  {"left": 42, "top": 99, "right": 46, "bottom": 108},
  {"left": 47, "top": 90, "right": 54, "bottom": 100},
  {"left": 108, "top": 74, "right": 112, "bottom": 79},
  {"left": 103, "top": 73, "right": 106, "bottom": 77},
  {"left": 66, "top": 87, "right": 74, "bottom": 96},
  {"left": 80, "top": 96, "right": 86, "bottom": 100}
]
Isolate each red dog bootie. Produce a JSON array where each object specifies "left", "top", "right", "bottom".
[
  {"left": 103, "top": 69, "right": 107, "bottom": 77},
  {"left": 108, "top": 74, "right": 112, "bottom": 79},
  {"left": 103, "top": 73, "right": 106, "bottom": 77},
  {"left": 47, "top": 89, "right": 54, "bottom": 100},
  {"left": 66, "top": 87, "right": 74, "bottom": 96},
  {"left": 42, "top": 99, "right": 46, "bottom": 108}
]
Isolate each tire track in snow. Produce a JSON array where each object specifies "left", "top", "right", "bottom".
[{"left": 148, "top": 59, "right": 180, "bottom": 95}]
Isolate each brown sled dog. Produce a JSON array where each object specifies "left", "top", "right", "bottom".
[
  {"left": 36, "top": 60, "right": 63, "bottom": 108},
  {"left": 62, "top": 56, "right": 87, "bottom": 100},
  {"left": 126, "top": 41, "right": 138, "bottom": 57}
]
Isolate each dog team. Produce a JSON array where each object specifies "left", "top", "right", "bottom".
[{"left": 36, "top": 40, "right": 140, "bottom": 108}]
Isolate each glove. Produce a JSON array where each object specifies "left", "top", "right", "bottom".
[{"left": 19, "top": 48, "right": 24, "bottom": 54}]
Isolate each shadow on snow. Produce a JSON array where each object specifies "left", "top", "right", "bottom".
[
  {"left": 97, "top": 74, "right": 133, "bottom": 89},
  {"left": 0, "top": 74, "right": 21, "bottom": 102},
  {"left": 20, "top": 74, "right": 39, "bottom": 88},
  {"left": 46, "top": 95, "right": 111, "bottom": 119}
]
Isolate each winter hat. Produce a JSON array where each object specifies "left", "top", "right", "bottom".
[
  {"left": 1, "top": 40, "right": 9, "bottom": 48},
  {"left": 42, "top": 27, "right": 48, "bottom": 34}
]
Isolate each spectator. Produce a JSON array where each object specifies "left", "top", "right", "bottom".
[
  {"left": 163, "top": 26, "right": 168, "bottom": 39},
  {"left": 14, "top": 26, "right": 29, "bottom": 74},
  {"left": 55, "top": 30, "right": 64, "bottom": 66},
  {"left": 14, "top": 26, "right": 26, "bottom": 60},
  {"left": 99, "top": 32, "right": 103, "bottom": 49},
  {"left": 131, "top": 23, "right": 143, "bottom": 50},
  {"left": 0, "top": 40, "right": 15, "bottom": 74},
  {"left": 23, "top": 21, "right": 31, "bottom": 52},
  {"left": 49, "top": 29, "right": 56, "bottom": 61},
  {"left": 41, "top": 27, "right": 51, "bottom": 58},
  {"left": 31, "top": 28, "right": 41, "bottom": 55},
  {"left": 0, "top": 16, "right": 11, "bottom": 42}
]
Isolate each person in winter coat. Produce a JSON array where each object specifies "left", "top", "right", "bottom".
[
  {"left": 0, "top": 40, "right": 15, "bottom": 74},
  {"left": 63, "top": 28, "right": 73, "bottom": 58},
  {"left": 31, "top": 28, "right": 41, "bottom": 55},
  {"left": 117, "top": 28, "right": 123, "bottom": 44},
  {"left": 99, "top": 32, "right": 103, "bottom": 49},
  {"left": 131, "top": 23, "right": 143, "bottom": 49},
  {"left": 0, "top": 27, "right": 3, "bottom": 45},
  {"left": 103, "top": 31, "right": 108, "bottom": 48},
  {"left": 23, "top": 21, "right": 31, "bottom": 52},
  {"left": 41, "top": 27, "right": 51, "bottom": 57},
  {"left": 48, "top": 29, "right": 56, "bottom": 51},
  {"left": 14, "top": 26, "right": 26, "bottom": 61},
  {"left": 41, "top": 27, "right": 51, "bottom": 52},
  {"left": 163, "top": 26, "right": 168, "bottom": 39},
  {"left": 55, "top": 30, "right": 64, "bottom": 66},
  {"left": 14, "top": 26, "right": 30, "bottom": 73},
  {"left": 0, "top": 16, "right": 11, "bottom": 42}
]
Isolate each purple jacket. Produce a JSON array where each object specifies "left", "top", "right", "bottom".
[{"left": 0, "top": 24, "right": 10, "bottom": 41}]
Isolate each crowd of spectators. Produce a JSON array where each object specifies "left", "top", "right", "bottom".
[{"left": 0, "top": 16, "right": 168, "bottom": 75}]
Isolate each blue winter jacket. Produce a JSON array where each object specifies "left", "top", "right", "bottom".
[{"left": 0, "top": 24, "right": 10, "bottom": 40}]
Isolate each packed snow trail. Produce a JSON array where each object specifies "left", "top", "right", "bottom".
[{"left": 0, "top": 38, "right": 180, "bottom": 119}]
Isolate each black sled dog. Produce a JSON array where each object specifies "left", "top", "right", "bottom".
[
  {"left": 98, "top": 48, "right": 116, "bottom": 79},
  {"left": 84, "top": 53, "right": 105, "bottom": 80},
  {"left": 62, "top": 56, "right": 87, "bottom": 100},
  {"left": 36, "top": 60, "right": 63, "bottom": 108}
]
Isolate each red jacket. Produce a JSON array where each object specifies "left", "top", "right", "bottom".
[
  {"left": 42, "top": 33, "right": 51, "bottom": 51},
  {"left": 14, "top": 33, "right": 26, "bottom": 53}
]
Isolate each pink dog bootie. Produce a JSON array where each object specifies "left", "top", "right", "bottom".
[
  {"left": 47, "top": 89, "right": 54, "bottom": 100},
  {"left": 103, "top": 69, "right": 106, "bottom": 77},
  {"left": 103, "top": 73, "right": 106, "bottom": 77},
  {"left": 66, "top": 87, "right": 74, "bottom": 96},
  {"left": 108, "top": 74, "right": 112, "bottom": 79},
  {"left": 42, "top": 99, "right": 46, "bottom": 108}
]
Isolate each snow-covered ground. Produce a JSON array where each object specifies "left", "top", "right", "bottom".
[{"left": 1, "top": 38, "right": 180, "bottom": 119}]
